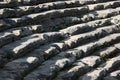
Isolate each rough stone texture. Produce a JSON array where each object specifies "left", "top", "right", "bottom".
[
  {"left": 54, "top": 56, "right": 102, "bottom": 80},
  {"left": 79, "top": 55, "right": 120, "bottom": 80},
  {"left": 104, "top": 69, "right": 120, "bottom": 80},
  {"left": 1, "top": 32, "right": 66, "bottom": 58},
  {"left": 0, "top": 0, "right": 120, "bottom": 80},
  {"left": 1, "top": 1, "right": 120, "bottom": 18}
]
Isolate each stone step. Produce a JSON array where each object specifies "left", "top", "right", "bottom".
[
  {"left": 0, "top": 0, "right": 119, "bottom": 18},
  {"left": 54, "top": 43, "right": 120, "bottom": 80},
  {"left": 1, "top": 15, "right": 119, "bottom": 46},
  {"left": 54, "top": 56, "right": 102, "bottom": 80},
  {"left": 0, "top": 23, "right": 119, "bottom": 63},
  {"left": 0, "top": 24, "right": 119, "bottom": 78},
  {"left": 0, "top": 29, "right": 120, "bottom": 80},
  {"left": 94, "top": 43, "right": 120, "bottom": 58},
  {"left": 0, "top": 0, "right": 68, "bottom": 8},
  {"left": 0, "top": 32, "right": 14, "bottom": 47},
  {"left": 0, "top": 17, "right": 80, "bottom": 49},
  {"left": 0, "top": 0, "right": 114, "bottom": 8},
  {"left": 63, "top": 24, "right": 120, "bottom": 48},
  {"left": 60, "top": 15, "right": 120, "bottom": 35},
  {"left": 79, "top": 55, "right": 120, "bottom": 80},
  {"left": 0, "top": 7, "right": 119, "bottom": 31},
  {"left": 1, "top": 32, "right": 65, "bottom": 58},
  {"left": 23, "top": 33, "right": 120, "bottom": 80},
  {"left": 0, "top": 0, "right": 119, "bottom": 80},
  {"left": 104, "top": 69, "right": 120, "bottom": 80},
  {"left": 80, "top": 7, "right": 120, "bottom": 22},
  {"left": 1, "top": 6, "right": 89, "bottom": 27},
  {"left": 2, "top": 6, "right": 120, "bottom": 29},
  {"left": 0, "top": 15, "right": 119, "bottom": 48},
  {"left": 2, "top": 16, "right": 81, "bottom": 34},
  {"left": 0, "top": 16, "right": 81, "bottom": 32}
]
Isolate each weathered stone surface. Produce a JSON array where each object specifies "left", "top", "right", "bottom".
[
  {"left": 0, "top": 32, "right": 15, "bottom": 47},
  {"left": 104, "top": 70, "right": 120, "bottom": 80},
  {"left": 60, "top": 15, "right": 120, "bottom": 35},
  {"left": 1, "top": 0, "right": 119, "bottom": 18},
  {"left": 79, "top": 55, "right": 120, "bottom": 80},
  {"left": 0, "top": 0, "right": 119, "bottom": 80},
  {"left": 5, "top": 6, "right": 119, "bottom": 27},
  {"left": 94, "top": 43, "right": 120, "bottom": 58},
  {"left": 1, "top": 29, "right": 120, "bottom": 80},
  {"left": 24, "top": 33, "right": 120, "bottom": 80},
  {"left": 81, "top": 7, "right": 120, "bottom": 22},
  {"left": 0, "top": 50, "right": 7, "bottom": 67},
  {"left": 1, "top": 32, "right": 65, "bottom": 58},
  {"left": 64, "top": 24, "right": 120, "bottom": 48},
  {"left": 54, "top": 56, "right": 102, "bottom": 80},
  {"left": 3, "top": 7, "right": 119, "bottom": 31}
]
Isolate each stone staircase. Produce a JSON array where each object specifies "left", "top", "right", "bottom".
[{"left": 0, "top": 0, "right": 120, "bottom": 80}]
